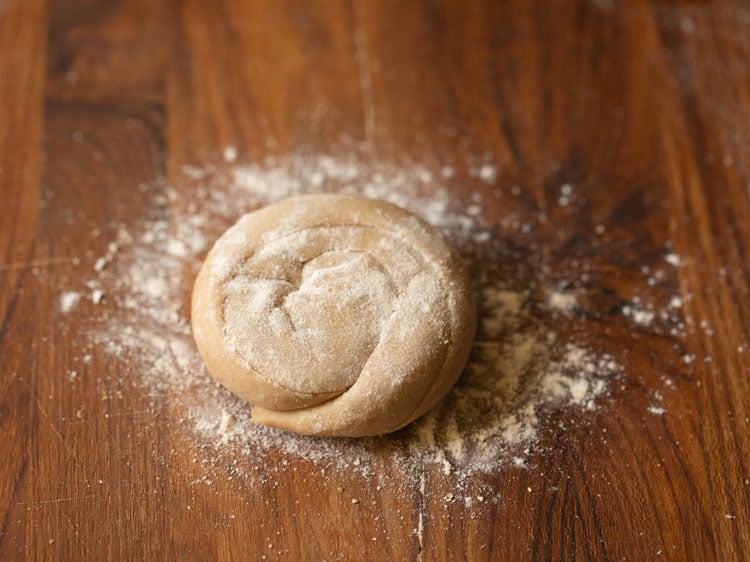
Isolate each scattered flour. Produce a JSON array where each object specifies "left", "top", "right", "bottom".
[
  {"left": 55, "top": 150, "right": 689, "bottom": 486},
  {"left": 59, "top": 291, "right": 81, "bottom": 313},
  {"left": 558, "top": 183, "right": 574, "bottom": 206},
  {"left": 91, "top": 288, "right": 105, "bottom": 304},
  {"left": 547, "top": 290, "right": 578, "bottom": 315},
  {"left": 623, "top": 305, "right": 656, "bottom": 326},
  {"left": 474, "top": 164, "right": 498, "bottom": 184},
  {"left": 223, "top": 146, "right": 238, "bottom": 163}
]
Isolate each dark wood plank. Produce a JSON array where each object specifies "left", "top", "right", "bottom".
[{"left": 0, "top": 0, "right": 47, "bottom": 559}]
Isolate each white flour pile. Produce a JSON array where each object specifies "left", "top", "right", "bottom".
[{"left": 59, "top": 150, "right": 687, "bottom": 481}]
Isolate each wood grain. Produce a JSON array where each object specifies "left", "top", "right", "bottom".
[{"left": 2, "top": 0, "right": 749, "bottom": 560}]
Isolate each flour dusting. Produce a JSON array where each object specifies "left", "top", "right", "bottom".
[
  {"left": 55, "top": 150, "right": 690, "bottom": 485},
  {"left": 59, "top": 291, "right": 81, "bottom": 313}
]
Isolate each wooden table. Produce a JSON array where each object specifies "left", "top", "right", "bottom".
[{"left": 2, "top": 1, "right": 749, "bottom": 560}]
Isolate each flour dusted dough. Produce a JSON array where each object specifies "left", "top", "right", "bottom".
[{"left": 191, "top": 194, "right": 476, "bottom": 437}]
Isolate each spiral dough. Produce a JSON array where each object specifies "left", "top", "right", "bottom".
[{"left": 191, "top": 194, "right": 476, "bottom": 437}]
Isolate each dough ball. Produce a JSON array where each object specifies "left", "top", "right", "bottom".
[{"left": 191, "top": 193, "right": 476, "bottom": 437}]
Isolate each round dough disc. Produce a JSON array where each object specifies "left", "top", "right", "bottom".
[{"left": 191, "top": 193, "right": 476, "bottom": 437}]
